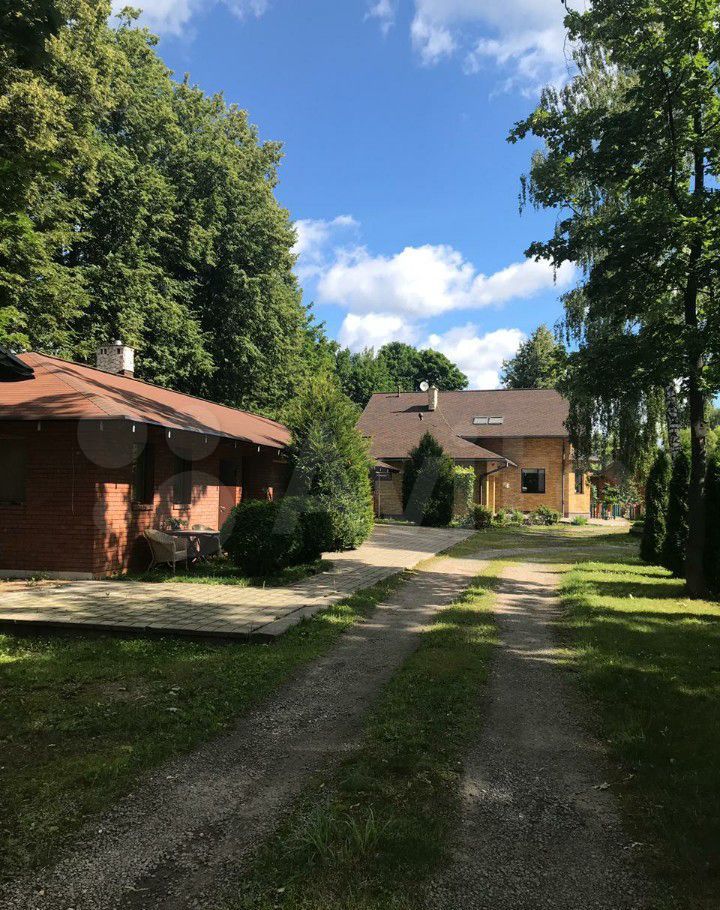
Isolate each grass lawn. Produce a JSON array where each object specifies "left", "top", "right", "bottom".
[
  {"left": 0, "top": 572, "right": 403, "bottom": 883},
  {"left": 115, "top": 556, "right": 332, "bottom": 586},
  {"left": 560, "top": 556, "right": 720, "bottom": 909},
  {"left": 231, "top": 562, "right": 505, "bottom": 910}
]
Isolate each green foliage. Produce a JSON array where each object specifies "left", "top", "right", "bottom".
[
  {"left": 222, "top": 498, "right": 329, "bottom": 576},
  {"left": 335, "top": 342, "right": 469, "bottom": 407},
  {"left": 452, "top": 465, "right": 475, "bottom": 521},
  {"left": 402, "top": 432, "right": 455, "bottom": 527},
  {"left": 641, "top": 450, "right": 671, "bottom": 565},
  {"left": 509, "top": 0, "right": 720, "bottom": 591},
  {"left": 285, "top": 377, "right": 374, "bottom": 551},
  {"left": 0, "top": 7, "right": 332, "bottom": 414},
  {"left": 661, "top": 452, "right": 690, "bottom": 578},
  {"left": 572, "top": 515, "right": 589, "bottom": 526},
  {"left": 704, "top": 452, "right": 720, "bottom": 597},
  {"left": 500, "top": 324, "right": 566, "bottom": 390},
  {"left": 335, "top": 348, "right": 393, "bottom": 407},
  {"left": 472, "top": 505, "right": 493, "bottom": 530},
  {"left": 493, "top": 508, "right": 510, "bottom": 527},
  {"left": 529, "top": 506, "right": 560, "bottom": 526}
]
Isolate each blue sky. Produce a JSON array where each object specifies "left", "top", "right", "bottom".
[{"left": 118, "top": 0, "right": 578, "bottom": 387}]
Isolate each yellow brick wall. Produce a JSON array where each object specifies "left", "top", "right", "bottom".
[{"left": 374, "top": 442, "right": 591, "bottom": 519}]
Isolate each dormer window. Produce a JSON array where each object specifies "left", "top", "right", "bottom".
[{"left": 473, "top": 416, "right": 504, "bottom": 426}]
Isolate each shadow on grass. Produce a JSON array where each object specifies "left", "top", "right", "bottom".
[{"left": 558, "top": 560, "right": 720, "bottom": 910}]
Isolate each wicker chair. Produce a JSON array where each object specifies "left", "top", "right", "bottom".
[{"left": 144, "top": 529, "right": 189, "bottom": 572}]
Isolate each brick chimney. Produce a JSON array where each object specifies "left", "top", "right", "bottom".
[
  {"left": 428, "top": 385, "right": 438, "bottom": 411},
  {"left": 96, "top": 341, "right": 135, "bottom": 378}
]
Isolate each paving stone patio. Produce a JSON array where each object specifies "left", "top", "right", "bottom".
[{"left": 0, "top": 524, "right": 472, "bottom": 640}]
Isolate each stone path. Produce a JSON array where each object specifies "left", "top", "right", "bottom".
[
  {"left": 425, "top": 561, "right": 650, "bottom": 910},
  {"left": 0, "top": 524, "right": 470, "bottom": 640},
  {"left": 0, "top": 550, "right": 488, "bottom": 910}
]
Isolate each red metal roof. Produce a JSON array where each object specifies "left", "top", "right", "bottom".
[{"left": 0, "top": 353, "right": 291, "bottom": 449}]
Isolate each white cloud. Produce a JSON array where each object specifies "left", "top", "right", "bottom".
[
  {"left": 408, "top": 0, "right": 573, "bottom": 92},
  {"left": 425, "top": 324, "right": 525, "bottom": 388},
  {"left": 339, "top": 312, "right": 418, "bottom": 351},
  {"left": 112, "top": 0, "right": 270, "bottom": 36},
  {"left": 366, "top": 0, "right": 397, "bottom": 36},
  {"left": 317, "top": 243, "right": 575, "bottom": 318},
  {"left": 292, "top": 215, "right": 359, "bottom": 282}
]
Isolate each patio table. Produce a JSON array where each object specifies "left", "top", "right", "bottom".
[{"left": 167, "top": 529, "right": 222, "bottom": 563}]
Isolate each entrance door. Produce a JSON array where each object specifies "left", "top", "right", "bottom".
[{"left": 218, "top": 458, "right": 242, "bottom": 531}]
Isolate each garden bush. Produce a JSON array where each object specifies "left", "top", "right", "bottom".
[
  {"left": 472, "top": 505, "right": 493, "bottom": 529},
  {"left": 402, "top": 432, "right": 455, "bottom": 527},
  {"left": 704, "top": 452, "right": 720, "bottom": 597},
  {"left": 572, "top": 515, "right": 589, "bottom": 526},
  {"left": 661, "top": 450, "right": 690, "bottom": 577},
  {"left": 641, "top": 450, "right": 670, "bottom": 564},
  {"left": 453, "top": 466, "right": 476, "bottom": 521},
  {"left": 285, "top": 378, "right": 374, "bottom": 551},
  {"left": 223, "top": 497, "right": 331, "bottom": 576},
  {"left": 529, "top": 505, "right": 560, "bottom": 526},
  {"left": 493, "top": 508, "right": 511, "bottom": 526}
]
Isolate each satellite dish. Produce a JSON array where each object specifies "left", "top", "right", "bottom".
[{"left": 419, "top": 380, "right": 430, "bottom": 392}]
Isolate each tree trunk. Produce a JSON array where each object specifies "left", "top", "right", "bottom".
[{"left": 664, "top": 383, "right": 682, "bottom": 460}]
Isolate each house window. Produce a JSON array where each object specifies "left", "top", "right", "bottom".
[
  {"left": 575, "top": 470, "right": 584, "bottom": 494},
  {"left": 521, "top": 468, "right": 546, "bottom": 494},
  {"left": 132, "top": 443, "right": 155, "bottom": 504},
  {"left": 0, "top": 439, "right": 26, "bottom": 504},
  {"left": 173, "top": 454, "right": 193, "bottom": 506}
]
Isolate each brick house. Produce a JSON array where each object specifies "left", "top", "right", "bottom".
[
  {"left": 357, "top": 386, "right": 591, "bottom": 519},
  {"left": 0, "top": 343, "right": 290, "bottom": 578}
]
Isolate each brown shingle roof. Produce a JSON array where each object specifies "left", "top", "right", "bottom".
[
  {"left": 0, "top": 353, "right": 290, "bottom": 449},
  {"left": 357, "top": 389, "right": 569, "bottom": 460}
]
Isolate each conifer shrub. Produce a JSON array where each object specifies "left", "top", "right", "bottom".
[
  {"left": 661, "top": 450, "right": 690, "bottom": 577},
  {"left": 640, "top": 450, "right": 671, "bottom": 564},
  {"left": 704, "top": 451, "right": 720, "bottom": 597},
  {"left": 402, "top": 432, "right": 455, "bottom": 527}
]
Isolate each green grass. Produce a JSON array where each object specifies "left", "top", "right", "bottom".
[
  {"left": 115, "top": 557, "right": 332, "bottom": 586},
  {"left": 0, "top": 572, "right": 403, "bottom": 883},
  {"left": 447, "top": 521, "right": 630, "bottom": 557},
  {"left": 559, "top": 556, "right": 720, "bottom": 909},
  {"left": 231, "top": 562, "right": 505, "bottom": 910}
]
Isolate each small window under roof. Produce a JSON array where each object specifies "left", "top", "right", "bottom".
[{"left": 473, "top": 416, "right": 504, "bottom": 426}]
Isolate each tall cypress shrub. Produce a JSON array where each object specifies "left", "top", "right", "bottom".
[
  {"left": 640, "top": 450, "right": 671, "bottom": 564},
  {"left": 704, "top": 452, "right": 720, "bottom": 597},
  {"left": 402, "top": 432, "right": 455, "bottom": 527},
  {"left": 661, "top": 450, "right": 690, "bottom": 578},
  {"left": 284, "top": 377, "right": 374, "bottom": 551}
]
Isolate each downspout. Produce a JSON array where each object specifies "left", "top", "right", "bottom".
[{"left": 561, "top": 441, "right": 566, "bottom": 518}]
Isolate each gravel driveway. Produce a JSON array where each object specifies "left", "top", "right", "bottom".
[
  {"left": 1, "top": 551, "right": 487, "bottom": 910},
  {"left": 425, "top": 562, "right": 651, "bottom": 910}
]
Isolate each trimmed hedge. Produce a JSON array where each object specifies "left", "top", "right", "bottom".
[{"left": 222, "top": 498, "right": 332, "bottom": 576}]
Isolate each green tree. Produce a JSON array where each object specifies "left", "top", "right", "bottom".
[
  {"left": 376, "top": 342, "right": 468, "bottom": 393},
  {"left": 661, "top": 451, "right": 690, "bottom": 578},
  {"left": 0, "top": 0, "right": 116, "bottom": 353},
  {"left": 704, "top": 451, "right": 720, "bottom": 596},
  {"left": 284, "top": 377, "right": 374, "bottom": 551},
  {"left": 402, "top": 432, "right": 455, "bottom": 527},
  {"left": 641, "top": 450, "right": 671, "bottom": 565},
  {"left": 510, "top": 2, "right": 720, "bottom": 594},
  {"left": 335, "top": 347, "right": 393, "bottom": 407},
  {"left": 500, "top": 324, "right": 566, "bottom": 389}
]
